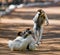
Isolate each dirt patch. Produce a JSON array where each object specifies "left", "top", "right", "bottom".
[{"left": 0, "top": 6, "right": 60, "bottom": 55}]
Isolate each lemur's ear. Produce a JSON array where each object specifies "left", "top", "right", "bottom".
[{"left": 17, "top": 32, "right": 22, "bottom": 36}]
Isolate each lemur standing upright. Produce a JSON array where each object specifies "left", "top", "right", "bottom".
[{"left": 33, "top": 9, "right": 49, "bottom": 45}]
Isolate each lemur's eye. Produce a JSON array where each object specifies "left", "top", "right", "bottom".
[{"left": 39, "top": 13, "right": 40, "bottom": 15}]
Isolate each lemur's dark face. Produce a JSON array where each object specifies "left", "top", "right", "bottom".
[
  {"left": 38, "top": 9, "right": 45, "bottom": 16},
  {"left": 22, "top": 28, "right": 30, "bottom": 35},
  {"left": 17, "top": 28, "right": 32, "bottom": 38},
  {"left": 22, "top": 28, "right": 32, "bottom": 38},
  {"left": 24, "top": 28, "right": 32, "bottom": 35},
  {"left": 37, "top": 9, "right": 45, "bottom": 19},
  {"left": 17, "top": 32, "right": 23, "bottom": 36}
]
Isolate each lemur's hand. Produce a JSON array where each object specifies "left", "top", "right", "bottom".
[
  {"left": 47, "top": 22, "right": 49, "bottom": 26},
  {"left": 46, "top": 22, "right": 49, "bottom": 26}
]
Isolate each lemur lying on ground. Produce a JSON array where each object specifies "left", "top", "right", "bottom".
[{"left": 8, "top": 28, "right": 36, "bottom": 51}]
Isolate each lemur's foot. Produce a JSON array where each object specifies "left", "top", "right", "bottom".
[{"left": 36, "top": 42, "right": 41, "bottom": 46}]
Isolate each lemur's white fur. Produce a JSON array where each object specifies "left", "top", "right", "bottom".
[
  {"left": 33, "top": 9, "right": 49, "bottom": 45},
  {"left": 33, "top": 12, "right": 40, "bottom": 22},
  {"left": 8, "top": 34, "right": 36, "bottom": 51}
]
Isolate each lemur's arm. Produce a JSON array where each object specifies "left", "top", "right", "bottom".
[
  {"left": 45, "top": 13, "right": 49, "bottom": 25},
  {"left": 33, "top": 12, "right": 40, "bottom": 23}
]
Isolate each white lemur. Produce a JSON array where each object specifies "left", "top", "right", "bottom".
[
  {"left": 33, "top": 9, "right": 49, "bottom": 45},
  {"left": 8, "top": 28, "right": 36, "bottom": 51}
]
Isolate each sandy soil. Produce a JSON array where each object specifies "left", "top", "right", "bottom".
[{"left": 0, "top": 6, "right": 60, "bottom": 55}]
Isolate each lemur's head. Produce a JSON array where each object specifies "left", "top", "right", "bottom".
[
  {"left": 37, "top": 9, "right": 46, "bottom": 19},
  {"left": 17, "top": 31, "right": 23, "bottom": 36},
  {"left": 23, "top": 28, "right": 32, "bottom": 38},
  {"left": 24, "top": 28, "right": 32, "bottom": 35},
  {"left": 38, "top": 9, "right": 44, "bottom": 13},
  {"left": 22, "top": 28, "right": 30, "bottom": 34},
  {"left": 38, "top": 9, "right": 45, "bottom": 16}
]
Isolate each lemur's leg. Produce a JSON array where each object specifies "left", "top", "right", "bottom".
[
  {"left": 11, "top": 47, "right": 13, "bottom": 51},
  {"left": 45, "top": 13, "right": 49, "bottom": 25},
  {"left": 27, "top": 36, "right": 36, "bottom": 50},
  {"left": 37, "top": 27, "right": 43, "bottom": 45},
  {"left": 8, "top": 40, "right": 14, "bottom": 51},
  {"left": 33, "top": 23, "right": 38, "bottom": 42},
  {"left": 33, "top": 28, "right": 37, "bottom": 42}
]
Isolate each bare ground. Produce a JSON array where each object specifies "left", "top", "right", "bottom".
[{"left": 0, "top": 6, "right": 60, "bottom": 55}]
